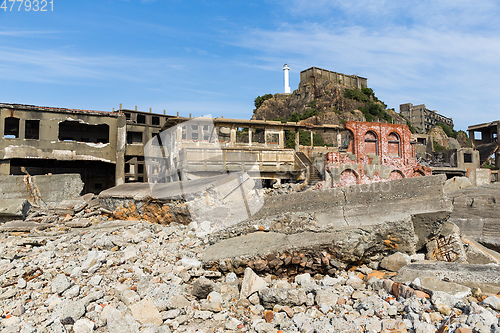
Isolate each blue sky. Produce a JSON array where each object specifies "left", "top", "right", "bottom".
[{"left": 1, "top": 0, "right": 499, "bottom": 131}]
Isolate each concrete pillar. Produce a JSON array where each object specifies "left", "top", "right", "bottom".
[
  {"left": 248, "top": 128, "right": 252, "bottom": 146},
  {"left": 279, "top": 129, "right": 285, "bottom": 148},
  {"left": 295, "top": 129, "right": 299, "bottom": 152},
  {"left": 115, "top": 115, "right": 126, "bottom": 186},
  {"left": 230, "top": 126, "right": 236, "bottom": 146},
  {"left": 0, "top": 159, "right": 10, "bottom": 175},
  {"left": 310, "top": 131, "right": 313, "bottom": 147},
  {"left": 18, "top": 119, "right": 25, "bottom": 140}
]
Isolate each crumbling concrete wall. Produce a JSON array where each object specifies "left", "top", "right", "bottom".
[{"left": 0, "top": 174, "right": 84, "bottom": 204}]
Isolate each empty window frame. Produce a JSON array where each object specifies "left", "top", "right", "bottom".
[
  {"left": 236, "top": 127, "right": 249, "bottom": 144},
  {"left": 137, "top": 114, "right": 146, "bottom": 124},
  {"left": 364, "top": 131, "right": 378, "bottom": 155},
  {"left": 25, "top": 120, "right": 40, "bottom": 140},
  {"left": 58, "top": 121, "right": 110, "bottom": 143},
  {"left": 252, "top": 128, "right": 265, "bottom": 143},
  {"left": 266, "top": 132, "right": 280, "bottom": 145},
  {"left": 152, "top": 116, "right": 160, "bottom": 126},
  {"left": 127, "top": 131, "right": 143, "bottom": 144},
  {"left": 388, "top": 132, "right": 400, "bottom": 157},
  {"left": 4, "top": 117, "right": 19, "bottom": 138},
  {"left": 463, "top": 153, "right": 473, "bottom": 163}
]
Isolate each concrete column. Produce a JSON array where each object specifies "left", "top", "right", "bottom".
[
  {"left": 295, "top": 129, "right": 299, "bottom": 152},
  {"left": 0, "top": 159, "right": 10, "bottom": 175},
  {"left": 279, "top": 129, "right": 284, "bottom": 148},
  {"left": 248, "top": 128, "right": 252, "bottom": 146},
  {"left": 19, "top": 119, "right": 25, "bottom": 140},
  {"left": 310, "top": 131, "right": 313, "bottom": 147},
  {"left": 230, "top": 126, "right": 236, "bottom": 147},
  {"left": 115, "top": 115, "right": 126, "bottom": 186}
]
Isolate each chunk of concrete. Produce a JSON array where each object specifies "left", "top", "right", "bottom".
[
  {"left": 0, "top": 199, "right": 31, "bottom": 222},
  {"left": 462, "top": 236, "right": 500, "bottom": 265},
  {"left": 415, "top": 276, "right": 471, "bottom": 299},
  {"left": 0, "top": 220, "right": 51, "bottom": 232},
  {"left": 0, "top": 174, "right": 83, "bottom": 204},
  {"left": 394, "top": 262, "right": 500, "bottom": 294},
  {"left": 443, "top": 176, "right": 472, "bottom": 193},
  {"left": 380, "top": 252, "right": 411, "bottom": 272},
  {"left": 240, "top": 267, "right": 267, "bottom": 299}
]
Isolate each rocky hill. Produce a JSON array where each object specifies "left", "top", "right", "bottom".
[{"left": 251, "top": 78, "right": 405, "bottom": 126}]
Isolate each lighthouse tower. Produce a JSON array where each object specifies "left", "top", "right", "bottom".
[{"left": 283, "top": 64, "right": 291, "bottom": 94}]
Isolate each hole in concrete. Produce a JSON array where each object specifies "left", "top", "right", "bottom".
[
  {"left": 58, "top": 121, "right": 109, "bottom": 143},
  {"left": 4, "top": 117, "right": 19, "bottom": 138}
]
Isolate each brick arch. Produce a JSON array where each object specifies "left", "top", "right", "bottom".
[
  {"left": 388, "top": 132, "right": 401, "bottom": 157},
  {"left": 389, "top": 170, "right": 404, "bottom": 180},
  {"left": 364, "top": 130, "right": 378, "bottom": 155},
  {"left": 339, "top": 169, "right": 359, "bottom": 187}
]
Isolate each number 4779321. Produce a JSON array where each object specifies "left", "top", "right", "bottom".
[{"left": 1, "top": 0, "right": 53, "bottom": 11}]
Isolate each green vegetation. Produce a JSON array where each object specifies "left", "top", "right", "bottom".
[
  {"left": 483, "top": 161, "right": 495, "bottom": 169},
  {"left": 433, "top": 140, "right": 447, "bottom": 152},
  {"left": 344, "top": 87, "right": 392, "bottom": 123},
  {"left": 435, "top": 122, "right": 458, "bottom": 139},
  {"left": 254, "top": 94, "right": 273, "bottom": 111},
  {"left": 288, "top": 100, "right": 318, "bottom": 122}
]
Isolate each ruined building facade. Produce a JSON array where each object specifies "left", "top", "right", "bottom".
[
  {"left": 0, "top": 103, "right": 172, "bottom": 193},
  {"left": 300, "top": 67, "right": 367, "bottom": 90},
  {"left": 0, "top": 102, "right": 431, "bottom": 194},
  {"left": 400, "top": 103, "right": 454, "bottom": 132}
]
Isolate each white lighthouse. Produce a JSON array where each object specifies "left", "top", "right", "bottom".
[{"left": 283, "top": 64, "right": 291, "bottom": 94}]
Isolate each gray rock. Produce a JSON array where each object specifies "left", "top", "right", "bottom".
[
  {"left": 51, "top": 273, "right": 71, "bottom": 294},
  {"left": 192, "top": 276, "right": 216, "bottom": 299},
  {"left": 107, "top": 309, "right": 140, "bottom": 333},
  {"left": 315, "top": 288, "right": 339, "bottom": 307},
  {"left": 380, "top": 252, "right": 410, "bottom": 272},
  {"left": 53, "top": 299, "right": 85, "bottom": 321},
  {"left": 482, "top": 295, "right": 500, "bottom": 311},
  {"left": 46, "top": 319, "right": 67, "bottom": 333},
  {"left": 73, "top": 318, "right": 95, "bottom": 333},
  {"left": 144, "top": 283, "right": 180, "bottom": 311},
  {"left": 259, "top": 287, "right": 307, "bottom": 309}
]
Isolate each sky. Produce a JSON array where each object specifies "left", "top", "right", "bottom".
[{"left": 1, "top": 0, "right": 499, "bottom": 131}]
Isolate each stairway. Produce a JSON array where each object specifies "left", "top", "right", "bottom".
[{"left": 295, "top": 152, "right": 323, "bottom": 186}]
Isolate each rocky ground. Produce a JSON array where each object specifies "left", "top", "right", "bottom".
[{"left": 1, "top": 214, "right": 500, "bottom": 333}]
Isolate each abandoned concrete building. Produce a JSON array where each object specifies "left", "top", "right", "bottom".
[
  {"left": 0, "top": 103, "right": 172, "bottom": 193},
  {"left": 400, "top": 103, "right": 454, "bottom": 132},
  {"left": 145, "top": 116, "right": 431, "bottom": 188},
  {"left": 468, "top": 121, "right": 500, "bottom": 181},
  {"left": 300, "top": 67, "right": 367, "bottom": 89}
]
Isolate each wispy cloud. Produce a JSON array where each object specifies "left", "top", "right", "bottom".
[
  {"left": 0, "top": 30, "right": 61, "bottom": 37},
  {"left": 0, "top": 46, "right": 186, "bottom": 84}
]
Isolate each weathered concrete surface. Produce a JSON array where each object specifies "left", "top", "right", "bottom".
[
  {"left": 0, "top": 220, "right": 51, "bottom": 232},
  {"left": 99, "top": 172, "right": 260, "bottom": 226},
  {"left": 394, "top": 262, "right": 500, "bottom": 294},
  {"left": 448, "top": 183, "right": 500, "bottom": 252},
  {"left": 209, "top": 174, "right": 450, "bottom": 244},
  {"left": 0, "top": 174, "right": 84, "bottom": 204},
  {"left": 203, "top": 175, "right": 452, "bottom": 269},
  {"left": 0, "top": 199, "right": 31, "bottom": 222},
  {"left": 443, "top": 176, "right": 472, "bottom": 193}
]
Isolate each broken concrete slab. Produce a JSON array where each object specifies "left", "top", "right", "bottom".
[
  {"left": 99, "top": 172, "right": 260, "bottom": 226},
  {"left": 65, "top": 218, "right": 92, "bottom": 228},
  {"left": 0, "top": 199, "right": 31, "bottom": 222},
  {"left": 443, "top": 176, "right": 472, "bottom": 193},
  {"left": 462, "top": 236, "right": 500, "bottom": 265},
  {"left": 0, "top": 221, "right": 51, "bottom": 232},
  {"left": 0, "top": 174, "right": 84, "bottom": 204},
  {"left": 416, "top": 276, "right": 471, "bottom": 299},
  {"left": 394, "top": 262, "right": 500, "bottom": 294},
  {"left": 203, "top": 175, "right": 451, "bottom": 269},
  {"left": 49, "top": 199, "right": 87, "bottom": 215},
  {"left": 448, "top": 183, "right": 500, "bottom": 252}
]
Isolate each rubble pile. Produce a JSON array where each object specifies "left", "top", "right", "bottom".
[{"left": 0, "top": 219, "right": 498, "bottom": 333}]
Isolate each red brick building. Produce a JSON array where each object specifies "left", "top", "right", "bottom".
[{"left": 326, "top": 121, "right": 431, "bottom": 187}]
